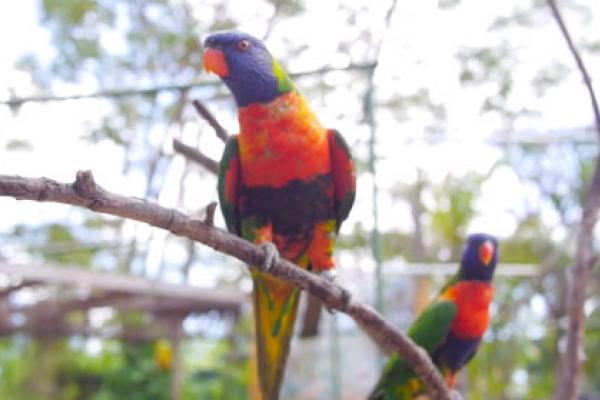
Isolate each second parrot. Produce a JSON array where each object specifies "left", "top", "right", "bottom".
[{"left": 369, "top": 233, "right": 499, "bottom": 400}]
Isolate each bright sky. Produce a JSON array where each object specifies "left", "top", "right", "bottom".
[{"left": 0, "top": 0, "right": 599, "bottom": 270}]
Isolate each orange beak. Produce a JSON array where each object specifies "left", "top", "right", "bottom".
[
  {"left": 203, "top": 48, "right": 229, "bottom": 77},
  {"left": 479, "top": 240, "right": 494, "bottom": 266}
]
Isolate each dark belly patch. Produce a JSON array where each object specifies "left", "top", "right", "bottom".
[
  {"left": 240, "top": 174, "right": 335, "bottom": 238},
  {"left": 432, "top": 332, "right": 481, "bottom": 372}
]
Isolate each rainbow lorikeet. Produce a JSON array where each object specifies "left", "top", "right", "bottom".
[
  {"left": 203, "top": 31, "right": 356, "bottom": 400},
  {"left": 369, "top": 233, "right": 499, "bottom": 400}
]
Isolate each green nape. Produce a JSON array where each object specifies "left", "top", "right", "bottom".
[{"left": 272, "top": 59, "right": 295, "bottom": 94}]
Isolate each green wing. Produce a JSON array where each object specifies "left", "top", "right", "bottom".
[
  {"left": 369, "top": 300, "right": 457, "bottom": 400},
  {"left": 407, "top": 299, "right": 457, "bottom": 353},
  {"left": 327, "top": 129, "right": 356, "bottom": 229},
  {"left": 217, "top": 136, "right": 241, "bottom": 235}
]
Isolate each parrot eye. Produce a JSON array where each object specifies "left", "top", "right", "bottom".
[{"left": 237, "top": 39, "right": 251, "bottom": 52}]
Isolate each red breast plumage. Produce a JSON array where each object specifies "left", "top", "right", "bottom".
[
  {"left": 440, "top": 281, "right": 494, "bottom": 339},
  {"left": 237, "top": 91, "right": 330, "bottom": 188}
]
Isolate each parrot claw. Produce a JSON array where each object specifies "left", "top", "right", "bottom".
[
  {"left": 339, "top": 287, "right": 352, "bottom": 311},
  {"left": 259, "top": 242, "right": 279, "bottom": 271},
  {"left": 324, "top": 288, "right": 352, "bottom": 314},
  {"left": 321, "top": 269, "right": 338, "bottom": 282},
  {"left": 320, "top": 270, "right": 351, "bottom": 313}
]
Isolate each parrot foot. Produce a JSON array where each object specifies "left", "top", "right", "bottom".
[
  {"left": 321, "top": 269, "right": 338, "bottom": 282},
  {"left": 339, "top": 287, "right": 352, "bottom": 312},
  {"left": 320, "top": 270, "right": 352, "bottom": 313},
  {"left": 259, "top": 242, "right": 279, "bottom": 271}
]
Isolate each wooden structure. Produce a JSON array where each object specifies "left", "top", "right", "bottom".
[
  {"left": 0, "top": 262, "right": 245, "bottom": 340},
  {"left": 0, "top": 262, "right": 244, "bottom": 339},
  {"left": 0, "top": 261, "right": 245, "bottom": 400}
]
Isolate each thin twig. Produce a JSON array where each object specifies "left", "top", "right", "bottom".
[
  {"left": 0, "top": 171, "right": 454, "bottom": 400},
  {"left": 546, "top": 0, "right": 600, "bottom": 137},
  {"left": 261, "top": 1, "right": 282, "bottom": 42},
  {"left": 203, "top": 201, "right": 217, "bottom": 227},
  {"left": 546, "top": 1, "right": 600, "bottom": 399},
  {"left": 191, "top": 100, "right": 229, "bottom": 142},
  {"left": 172, "top": 139, "right": 219, "bottom": 174}
]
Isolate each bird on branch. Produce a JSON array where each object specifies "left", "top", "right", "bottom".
[
  {"left": 369, "top": 233, "right": 499, "bottom": 400},
  {"left": 203, "top": 30, "right": 356, "bottom": 400}
]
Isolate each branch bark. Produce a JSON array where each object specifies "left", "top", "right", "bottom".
[
  {"left": 172, "top": 98, "right": 226, "bottom": 176},
  {"left": 0, "top": 171, "right": 454, "bottom": 400},
  {"left": 191, "top": 99, "right": 229, "bottom": 142},
  {"left": 172, "top": 138, "right": 219, "bottom": 174},
  {"left": 547, "top": 1, "right": 600, "bottom": 399},
  {"left": 547, "top": 0, "right": 600, "bottom": 136}
]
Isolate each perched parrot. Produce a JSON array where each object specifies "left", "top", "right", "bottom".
[
  {"left": 369, "top": 233, "right": 499, "bottom": 400},
  {"left": 203, "top": 31, "right": 356, "bottom": 400}
]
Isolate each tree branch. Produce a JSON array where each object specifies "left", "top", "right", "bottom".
[
  {"left": 546, "top": 0, "right": 600, "bottom": 138},
  {"left": 547, "top": 1, "right": 600, "bottom": 399},
  {"left": 172, "top": 97, "right": 226, "bottom": 177},
  {"left": 171, "top": 98, "right": 226, "bottom": 177},
  {"left": 172, "top": 139, "right": 219, "bottom": 174},
  {"left": 0, "top": 171, "right": 453, "bottom": 400},
  {"left": 191, "top": 99, "right": 229, "bottom": 142}
]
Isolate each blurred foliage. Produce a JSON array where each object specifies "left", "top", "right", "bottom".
[
  {"left": 532, "top": 62, "right": 570, "bottom": 96},
  {"left": 43, "top": 223, "right": 97, "bottom": 265},
  {"left": 429, "top": 174, "right": 483, "bottom": 258},
  {"left": 91, "top": 342, "right": 171, "bottom": 400},
  {"left": 0, "top": 337, "right": 248, "bottom": 400}
]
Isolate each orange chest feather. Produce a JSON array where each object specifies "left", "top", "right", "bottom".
[
  {"left": 237, "top": 92, "right": 330, "bottom": 188},
  {"left": 441, "top": 281, "right": 494, "bottom": 339}
]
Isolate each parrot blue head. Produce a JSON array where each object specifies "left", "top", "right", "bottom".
[
  {"left": 203, "top": 31, "right": 295, "bottom": 107},
  {"left": 459, "top": 233, "right": 499, "bottom": 282}
]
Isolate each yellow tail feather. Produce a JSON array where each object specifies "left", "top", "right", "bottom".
[{"left": 252, "top": 270, "right": 301, "bottom": 400}]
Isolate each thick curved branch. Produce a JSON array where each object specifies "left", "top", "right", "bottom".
[
  {"left": 547, "top": 1, "right": 600, "bottom": 399},
  {"left": 547, "top": 0, "right": 600, "bottom": 400},
  {"left": 0, "top": 171, "right": 453, "bottom": 400}
]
